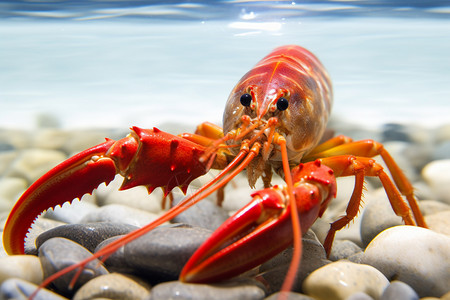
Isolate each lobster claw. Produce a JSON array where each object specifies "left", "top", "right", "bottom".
[
  {"left": 3, "top": 127, "right": 208, "bottom": 255},
  {"left": 180, "top": 160, "right": 337, "bottom": 283}
]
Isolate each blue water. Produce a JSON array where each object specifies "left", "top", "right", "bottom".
[{"left": 1, "top": 1, "right": 449, "bottom": 130}]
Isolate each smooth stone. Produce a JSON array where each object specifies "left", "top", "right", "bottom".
[
  {"left": 25, "top": 217, "right": 67, "bottom": 255},
  {"left": 32, "top": 129, "right": 69, "bottom": 151},
  {"left": 265, "top": 292, "right": 315, "bottom": 300},
  {"left": 381, "top": 141, "right": 423, "bottom": 181},
  {"left": 80, "top": 204, "right": 161, "bottom": 227},
  {"left": 419, "top": 200, "right": 450, "bottom": 216},
  {"left": 6, "top": 149, "right": 67, "bottom": 183},
  {"left": 422, "top": 159, "right": 450, "bottom": 204},
  {"left": 44, "top": 199, "right": 98, "bottom": 224},
  {"left": 0, "top": 151, "right": 18, "bottom": 177},
  {"left": 97, "top": 224, "right": 211, "bottom": 281},
  {"left": 361, "top": 225, "right": 450, "bottom": 297},
  {"left": 380, "top": 280, "right": 419, "bottom": 300},
  {"left": 435, "top": 123, "right": 450, "bottom": 143},
  {"left": 381, "top": 123, "right": 412, "bottom": 142},
  {"left": 425, "top": 210, "right": 450, "bottom": 236},
  {"left": 0, "top": 129, "right": 30, "bottom": 150},
  {"left": 36, "top": 222, "right": 138, "bottom": 253},
  {"left": 95, "top": 175, "right": 164, "bottom": 214},
  {"left": 347, "top": 292, "right": 374, "bottom": 300},
  {"left": 171, "top": 197, "right": 229, "bottom": 231},
  {"left": 60, "top": 129, "right": 114, "bottom": 154},
  {"left": 360, "top": 189, "right": 404, "bottom": 247},
  {"left": 302, "top": 261, "right": 389, "bottom": 300},
  {"left": 433, "top": 141, "right": 450, "bottom": 160},
  {"left": 328, "top": 240, "right": 363, "bottom": 261},
  {"left": 0, "top": 177, "right": 27, "bottom": 213},
  {"left": 38, "top": 237, "right": 109, "bottom": 294},
  {"left": 0, "top": 278, "right": 68, "bottom": 300},
  {"left": 259, "top": 230, "right": 330, "bottom": 294},
  {"left": 147, "top": 278, "right": 265, "bottom": 300},
  {"left": 0, "top": 255, "right": 43, "bottom": 285},
  {"left": 73, "top": 273, "right": 150, "bottom": 300}
]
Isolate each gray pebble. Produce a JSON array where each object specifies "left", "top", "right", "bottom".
[
  {"left": 259, "top": 230, "right": 330, "bottom": 294},
  {"left": 265, "top": 291, "right": 315, "bottom": 300},
  {"left": 433, "top": 141, "right": 450, "bottom": 160},
  {"left": 36, "top": 222, "right": 138, "bottom": 253},
  {"left": 73, "top": 273, "right": 151, "bottom": 300},
  {"left": 97, "top": 224, "right": 212, "bottom": 281},
  {"left": 171, "top": 197, "right": 229, "bottom": 231},
  {"left": 360, "top": 191, "right": 403, "bottom": 247},
  {"left": 147, "top": 278, "right": 265, "bottom": 300},
  {"left": 43, "top": 198, "right": 98, "bottom": 224},
  {"left": 380, "top": 281, "right": 419, "bottom": 300},
  {"left": 0, "top": 278, "right": 68, "bottom": 300},
  {"left": 382, "top": 123, "right": 412, "bottom": 143},
  {"left": 328, "top": 240, "right": 363, "bottom": 261},
  {"left": 38, "top": 237, "right": 109, "bottom": 294}
]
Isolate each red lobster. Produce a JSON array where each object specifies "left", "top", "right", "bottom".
[{"left": 3, "top": 45, "right": 426, "bottom": 296}]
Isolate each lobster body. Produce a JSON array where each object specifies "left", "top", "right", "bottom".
[{"left": 2, "top": 45, "right": 426, "bottom": 298}]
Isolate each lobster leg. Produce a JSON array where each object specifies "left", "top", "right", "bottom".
[
  {"left": 319, "top": 155, "right": 417, "bottom": 255},
  {"left": 304, "top": 138, "right": 426, "bottom": 228}
]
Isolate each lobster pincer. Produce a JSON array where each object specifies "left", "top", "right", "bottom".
[
  {"left": 180, "top": 160, "right": 337, "bottom": 283},
  {"left": 3, "top": 126, "right": 210, "bottom": 255}
]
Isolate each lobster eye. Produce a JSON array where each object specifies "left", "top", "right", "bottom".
[
  {"left": 276, "top": 97, "right": 289, "bottom": 111},
  {"left": 240, "top": 93, "right": 252, "bottom": 107}
]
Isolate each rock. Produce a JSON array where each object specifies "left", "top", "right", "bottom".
[
  {"left": 171, "top": 197, "right": 229, "bottom": 231},
  {"left": 0, "top": 177, "right": 27, "bottom": 213},
  {"left": 0, "top": 152, "right": 18, "bottom": 177},
  {"left": 43, "top": 199, "right": 98, "bottom": 224},
  {"left": 0, "top": 129, "right": 29, "bottom": 150},
  {"left": 38, "top": 237, "right": 109, "bottom": 294},
  {"left": 381, "top": 123, "right": 412, "bottom": 142},
  {"left": 328, "top": 240, "right": 363, "bottom": 261},
  {"left": 419, "top": 200, "right": 450, "bottom": 216},
  {"left": 80, "top": 204, "right": 161, "bottom": 227},
  {"left": 360, "top": 189, "right": 404, "bottom": 247},
  {"left": 73, "top": 273, "right": 150, "bottom": 300},
  {"left": 95, "top": 175, "right": 164, "bottom": 214},
  {"left": 361, "top": 225, "right": 450, "bottom": 297},
  {"left": 259, "top": 230, "right": 330, "bottom": 293},
  {"left": 0, "top": 255, "right": 43, "bottom": 285},
  {"left": 265, "top": 292, "right": 315, "bottom": 300},
  {"left": 147, "top": 278, "right": 265, "bottom": 300},
  {"left": 347, "top": 292, "right": 374, "bottom": 300},
  {"left": 5, "top": 149, "right": 67, "bottom": 183},
  {"left": 302, "top": 261, "right": 389, "bottom": 300},
  {"left": 32, "top": 129, "right": 69, "bottom": 151},
  {"left": 425, "top": 210, "right": 450, "bottom": 236},
  {"left": 36, "top": 222, "right": 138, "bottom": 253},
  {"left": 433, "top": 141, "right": 450, "bottom": 160},
  {"left": 25, "top": 217, "right": 67, "bottom": 255},
  {"left": 97, "top": 224, "right": 211, "bottom": 281},
  {"left": 0, "top": 278, "right": 68, "bottom": 300},
  {"left": 422, "top": 159, "right": 450, "bottom": 204},
  {"left": 380, "top": 280, "right": 419, "bottom": 300}
]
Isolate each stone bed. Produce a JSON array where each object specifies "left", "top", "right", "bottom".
[{"left": 0, "top": 120, "right": 449, "bottom": 300}]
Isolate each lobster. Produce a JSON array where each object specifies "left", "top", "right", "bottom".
[{"left": 3, "top": 45, "right": 427, "bottom": 298}]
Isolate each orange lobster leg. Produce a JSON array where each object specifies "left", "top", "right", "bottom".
[{"left": 305, "top": 138, "right": 426, "bottom": 228}]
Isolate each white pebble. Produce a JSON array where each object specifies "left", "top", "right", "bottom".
[
  {"left": 422, "top": 159, "right": 450, "bottom": 204},
  {"left": 0, "top": 255, "right": 43, "bottom": 285},
  {"left": 361, "top": 225, "right": 450, "bottom": 297}
]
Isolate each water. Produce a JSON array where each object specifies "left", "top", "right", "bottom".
[{"left": 1, "top": 1, "right": 449, "bottom": 130}]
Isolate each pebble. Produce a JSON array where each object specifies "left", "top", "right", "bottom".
[
  {"left": 36, "top": 222, "right": 139, "bottom": 253},
  {"left": 171, "top": 196, "right": 230, "bottom": 231},
  {"left": 361, "top": 225, "right": 450, "bottom": 297},
  {"left": 25, "top": 217, "right": 67, "bottom": 255},
  {"left": 73, "top": 273, "right": 151, "bottom": 300},
  {"left": 97, "top": 224, "right": 212, "bottom": 281},
  {"left": 0, "top": 255, "right": 43, "bottom": 285},
  {"left": 264, "top": 292, "right": 315, "bottom": 300},
  {"left": 419, "top": 200, "right": 450, "bottom": 216},
  {"left": 425, "top": 210, "right": 450, "bottom": 236},
  {"left": 147, "top": 278, "right": 265, "bottom": 300},
  {"left": 380, "top": 280, "right": 419, "bottom": 300},
  {"left": 302, "top": 261, "right": 389, "bottom": 300},
  {"left": 360, "top": 189, "right": 404, "bottom": 247},
  {"left": 79, "top": 203, "right": 161, "bottom": 227},
  {"left": 43, "top": 199, "right": 98, "bottom": 224},
  {"left": 5, "top": 149, "right": 67, "bottom": 183},
  {"left": 0, "top": 177, "right": 27, "bottom": 213},
  {"left": 0, "top": 278, "right": 68, "bottom": 300},
  {"left": 259, "top": 230, "right": 330, "bottom": 293},
  {"left": 347, "top": 292, "right": 374, "bottom": 300},
  {"left": 328, "top": 240, "right": 363, "bottom": 261},
  {"left": 422, "top": 159, "right": 450, "bottom": 204},
  {"left": 38, "top": 237, "right": 109, "bottom": 294}
]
